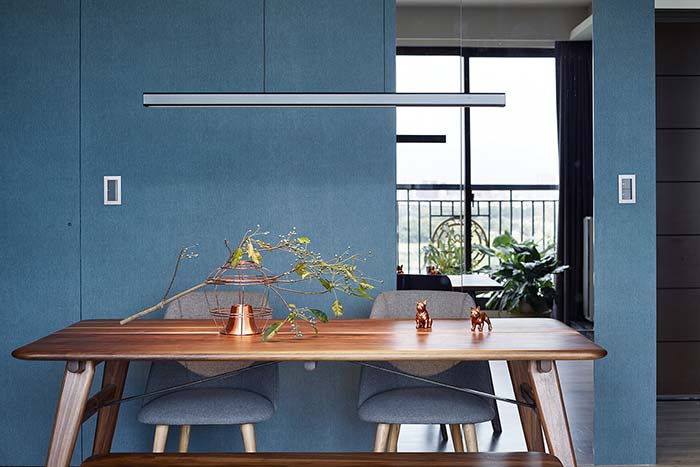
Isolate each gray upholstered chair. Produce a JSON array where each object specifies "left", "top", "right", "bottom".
[
  {"left": 137, "top": 292, "right": 278, "bottom": 453},
  {"left": 357, "top": 290, "right": 497, "bottom": 453}
]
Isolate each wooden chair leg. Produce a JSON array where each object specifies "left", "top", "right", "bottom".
[
  {"left": 463, "top": 424, "right": 478, "bottom": 452},
  {"left": 387, "top": 424, "right": 400, "bottom": 452},
  {"left": 449, "top": 424, "right": 464, "bottom": 452},
  {"left": 440, "top": 424, "right": 449, "bottom": 442},
  {"left": 240, "top": 424, "right": 256, "bottom": 453},
  {"left": 374, "top": 423, "right": 390, "bottom": 452},
  {"left": 152, "top": 425, "right": 169, "bottom": 453},
  {"left": 178, "top": 425, "right": 190, "bottom": 453}
]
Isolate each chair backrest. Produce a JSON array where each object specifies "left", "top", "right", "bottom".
[
  {"left": 358, "top": 290, "right": 487, "bottom": 406},
  {"left": 370, "top": 290, "right": 476, "bottom": 319},
  {"left": 396, "top": 274, "right": 452, "bottom": 291},
  {"left": 143, "top": 291, "right": 278, "bottom": 408}
]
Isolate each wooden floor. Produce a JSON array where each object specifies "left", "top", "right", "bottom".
[{"left": 399, "top": 361, "right": 700, "bottom": 466}]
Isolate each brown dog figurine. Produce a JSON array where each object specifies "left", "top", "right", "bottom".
[
  {"left": 470, "top": 306, "right": 492, "bottom": 332},
  {"left": 415, "top": 299, "right": 433, "bottom": 329}
]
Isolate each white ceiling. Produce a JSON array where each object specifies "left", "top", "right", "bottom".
[{"left": 397, "top": 0, "right": 590, "bottom": 6}]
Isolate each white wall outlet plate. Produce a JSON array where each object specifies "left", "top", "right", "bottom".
[
  {"left": 104, "top": 176, "right": 121, "bottom": 205},
  {"left": 618, "top": 174, "right": 636, "bottom": 204}
]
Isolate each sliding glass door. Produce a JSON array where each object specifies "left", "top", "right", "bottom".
[{"left": 397, "top": 48, "right": 559, "bottom": 274}]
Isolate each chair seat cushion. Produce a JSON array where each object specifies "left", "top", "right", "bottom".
[
  {"left": 358, "top": 387, "right": 495, "bottom": 424},
  {"left": 137, "top": 388, "right": 274, "bottom": 425}
]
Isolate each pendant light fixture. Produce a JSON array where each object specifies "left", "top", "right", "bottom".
[{"left": 142, "top": 92, "right": 505, "bottom": 108}]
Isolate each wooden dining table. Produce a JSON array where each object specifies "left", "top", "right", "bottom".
[{"left": 12, "top": 318, "right": 606, "bottom": 467}]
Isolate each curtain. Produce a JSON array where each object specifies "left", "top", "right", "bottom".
[{"left": 555, "top": 41, "right": 593, "bottom": 324}]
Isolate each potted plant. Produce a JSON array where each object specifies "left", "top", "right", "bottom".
[
  {"left": 422, "top": 224, "right": 464, "bottom": 274},
  {"left": 474, "top": 232, "right": 568, "bottom": 316}
]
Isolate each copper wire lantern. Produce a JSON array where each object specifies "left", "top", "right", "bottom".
[{"left": 204, "top": 260, "right": 274, "bottom": 336}]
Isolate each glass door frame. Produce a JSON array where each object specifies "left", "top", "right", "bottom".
[{"left": 396, "top": 46, "right": 558, "bottom": 272}]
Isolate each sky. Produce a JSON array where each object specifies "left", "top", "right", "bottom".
[{"left": 396, "top": 55, "right": 560, "bottom": 186}]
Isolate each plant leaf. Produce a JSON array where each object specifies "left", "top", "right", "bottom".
[
  {"left": 308, "top": 308, "right": 329, "bottom": 323},
  {"left": 331, "top": 299, "right": 343, "bottom": 317},
  {"left": 318, "top": 277, "right": 332, "bottom": 291},
  {"left": 247, "top": 241, "right": 262, "bottom": 265},
  {"left": 230, "top": 248, "right": 243, "bottom": 268},
  {"left": 255, "top": 239, "right": 272, "bottom": 249},
  {"left": 294, "top": 262, "right": 309, "bottom": 278},
  {"left": 262, "top": 322, "right": 284, "bottom": 341}
]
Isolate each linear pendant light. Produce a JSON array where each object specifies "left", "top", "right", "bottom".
[{"left": 142, "top": 92, "right": 505, "bottom": 108}]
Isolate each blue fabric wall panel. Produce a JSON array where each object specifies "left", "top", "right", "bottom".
[
  {"left": 384, "top": 0, "right": 396, "bottom": 92},
  {"left": 592, "top": 0, "right": 656, "bottom": 464},
  {"left": 0, "top": 1, "right": 80, "bottom": 465},
  {"left": 265, "top": 0, "right": 386, "bottom": 92},
  {"left": 80, "top": 0, "right": 395, "bottom": 456}
]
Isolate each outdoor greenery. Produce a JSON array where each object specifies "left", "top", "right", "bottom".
[
  {"left": 422, "top": 225, "right": 464, "bottom": 274},
  {"left": 475, "top": 231, "right": 567, "bottom": 314}
]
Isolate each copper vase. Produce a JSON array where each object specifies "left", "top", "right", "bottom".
[{"left": 222, "top": 304, "right": 260, "bottom": 336}]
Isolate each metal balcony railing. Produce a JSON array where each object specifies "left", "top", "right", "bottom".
[{"left": 397, "top": 184, "right": 559, "bottom": 274}]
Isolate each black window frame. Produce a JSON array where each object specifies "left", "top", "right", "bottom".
[{"left": 396, "top": 46, "right": 558, "bottom": 271}]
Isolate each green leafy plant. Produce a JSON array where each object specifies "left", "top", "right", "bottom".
[
  {"left": 422, "top": 226, "right": 464, "bottom": 275},
  {"left": 227, "top": 228, "right": 377, "bottom": 340},
  {"left": 474, "top": 232, "right": 568, "bottom": 314}
]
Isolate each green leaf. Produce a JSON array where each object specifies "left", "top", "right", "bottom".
[
  {"left": 230, "top": 248, "right": 243, "bottom": 268},
  {"left": 297, "top": 237, "right": 311, "bottom": 244},
  {"left": 262, "top": 322, "right": 284, "bottom": 341},
  {"left": 294, "top": 262, "right": 309, "bottom": 278},
  {"left": 308, "top": 308, "right": 329, "bottom": 323},
  {"left": 332, "top": 299, "right": 343, "bottom": 317},
  {"left": 318, "top": 277, "right": 332, "bottom": 291},
  {"left": 352, "top": 287, "right": 372, "bottom": 300},
  {"left": 247, "top": 241, "right": 262, "bottom": 265},
  {"left": 359, "top": 280, "right": 375, "bottom": 291},
  {"left": 255, "top": 239, "right": 272, "bottom": 249}
]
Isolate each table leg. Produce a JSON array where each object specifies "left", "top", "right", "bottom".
[
  {"left": 528, "top": 360, "right": 577, "bottom": 467},
  {"left": 46, "top": 361, "right": 96, "bottom": 467},
  {"left": 507, "top": 360, "right": 545, "bottom": 451},
  {"left": 92, "top": 361, "right": 129, "bottom": 456}
]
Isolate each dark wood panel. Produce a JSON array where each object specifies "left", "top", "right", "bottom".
[
  {"left": 81, "top": 452, "right": 564, "bottom": 467},
  {"left": 657, "top": 182, "right": 700, "bottom": 234},
  {"left": 657, "top": 76, "right": 700, "bottom": 128},
  {"left": 11, "top": 318, "right": 606, "bottom": 362},
  {"left": 658, "top": 342, "right": 700, "bottom": 394},
  {"left": 658, "top": 236, "right": 700, "bottom": 288},
  {"left": 657, "top": 22, "right": 700, "bottom": 75},
  {"left": 657, "top": 289, "right": 700, "bottom": 341},
  {"left": 657, "top": 130, "right": 700, "bottom": 181}
]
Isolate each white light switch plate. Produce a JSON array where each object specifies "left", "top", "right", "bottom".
[
  {"left": 618, "top": 174, "right": 636, "bottom": 204},
  {"left": 104, "top": 176, "right": 121, "bottom": 205}
]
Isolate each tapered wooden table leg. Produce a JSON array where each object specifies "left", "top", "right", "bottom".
[
  {"left": 528, "top": 360, "right": 576, "bottom": 467},
  {"left": 46, "top": 361, "right": 96, "bottom": 467},
  {"left": 92, "top": 361, "right": 129, "bottom": 456},
  {"left": 507, "top": 360, "right": 545, "bottom": 452}
]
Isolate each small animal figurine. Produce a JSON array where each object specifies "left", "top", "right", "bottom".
[
  {"left": 415, "top": 299, "right": 433, "bottom": 330},
  {"left": 470, "top": 306, "right": 492, "bottom": 332},
  {"left": 427, "top": 265, "right": 440, "bottom": 275},
  {"left": 396, "top": 264, "right": 404, "bottom": 275}
]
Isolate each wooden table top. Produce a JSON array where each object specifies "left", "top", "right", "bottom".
[
  {"left": 12, "top": 318, "right": 606, "bottom": 362},
  {"left": 447, "top": 274, "right": 503, "bottom": 292}
]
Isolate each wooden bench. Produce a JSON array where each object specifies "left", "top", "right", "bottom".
[{"left": 80, "top": 452, "right": 564, "bottom": 467}]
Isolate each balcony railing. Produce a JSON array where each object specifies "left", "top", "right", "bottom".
[{"left": 397, "top": 184, "right": 559, "bottom": 274}]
